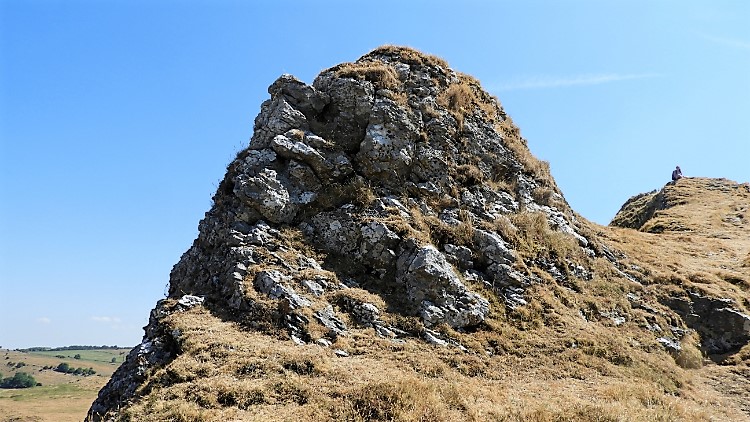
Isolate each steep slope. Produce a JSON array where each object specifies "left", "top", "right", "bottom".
[{"left": 88, "top": 47, "right": 750, "bottom": 421}]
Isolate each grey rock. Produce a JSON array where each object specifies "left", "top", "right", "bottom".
[
  {"left": 360, "top": 221, "right": 400, "bottom": 268},
  {"left": 335, "top": 294, "right": 382, "bottom": 327},
  {"left": 502, "top": 287, "right": 528, "bottom": 309},
  {"left": 268, "top": 74, "right": 329, "bottom": 117},
  {"left": 251, "top": 97, "right": 310, "bottom": 150},
  {"left": 247, "top": 220, "right": 278, "bottom": 246},
  {"left": 234, "top": 169, "right": 297, "bottom": 224},
  {"left": 334, "top": 349, "right": 350, "bottom": 357},
  {"left": 423, "top": 329, "right": 448, "bottom": 347},
  {"left": 301, "top": 279, "right": 325, "bottom": 296},
  {"left": 528, "top": 203, "right": 590, "bottom": 248},
  {"left": 239, "top": 149, "right": 277, "bottom": 176},
  {"left": 288, "top": 159, "right": 321, "bottom": 192},
  {"left": 314, "top": 305, "right": 348, "bottom": 337},
  {"left": 309, "top": 212, "right": 361, "bottom": 256},
  {"left": 485, "top": 189, "right": 519, "bottom": 216},
  {"left": 356, "top": 98, "right": 419, "bottom": 184},
  {"left": 177, "top": 295, "right": 204, "bottom": 309},
  {"left": 316, "top": 338, "right": 332, "bottom": 347},
  {"left": 443, "top": 243, "right": 473, "bottom": 270},
  {"left": 254, "top": 270, "right": 311, "bottom": 309},
  {"left": 486, "top": 263, "right": 526, "bottom": 288},
  {"left": 658, "top": 337, "right": 682, "bottom": 354},
  {"left": 399, "top": 245, "right": 489, "bottom": 328},
  {"left": 352, "top": 302, "right": 380, "bottom": 326},
  {"left": 311, "top": 75, "right": 374, "bottom": 152},
  {"left": 380, "top": 197, "right": 411, "bottom": 217},
  {"left": 374, "top": 324, "right": 397, "bottom": 338},
  {"left": 660, "top": 291, "right": 750, "bottom": 354},
  {"left": 474, "top": 229, "right": 515, "bottom": 266},
  {"left": 271, "top": 134, "right": 331, "bottom": 179}
]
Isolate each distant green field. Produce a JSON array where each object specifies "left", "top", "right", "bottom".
[
  {"left": 29, "top": 348, "right": 130, "bottom": 364},
  {"left": 0, "top": 382, "right": 89, "bottom": 401},
  {"left": 0, "top": 347, "right": 132, "bottom": 422}
]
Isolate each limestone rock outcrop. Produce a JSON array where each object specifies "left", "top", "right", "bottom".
[
  {"left": 87, "top": 48, "right": 750, "bottom": 421},
  {"left": 89, "top": 46, "right": 597, "bottom": 419}
]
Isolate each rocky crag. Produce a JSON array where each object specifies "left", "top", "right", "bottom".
[{"left": 88, "top": 47, "right": 750, "bottom": 421}]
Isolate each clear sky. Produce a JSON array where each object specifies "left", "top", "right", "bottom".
[{"left": 1, "top": 1, "right": 748, "bottom": 349}]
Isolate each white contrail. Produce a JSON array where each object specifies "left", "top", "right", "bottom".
[
  {"left": 701, "top": 34, "right": 750, "bottom": 50},
  {"left": 91, "top": 316, "right": 122, "bottom": 323},
  {"left": 491, "top": 73, "right": 660, "bottom": 91}
]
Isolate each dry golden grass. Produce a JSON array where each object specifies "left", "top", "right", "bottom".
[
  {"left": 508, "top": 212, "right": 584, "bottom": 267},
  {"left": 102, "top": 303, "right": 750, "bottom": 422},
  {"left": 330, "top": 59, "right": 410, "bottom": 107},
  {"left": 436, "top": 73, "right": 501, "bottom": 132},
  {"left": 438, "top": 82, "right": 475, "bottom": 124},
  {"left": 605, "top": 177, "right": 750, "bottom": 309},
  {"left": 333, "top": 61, "right": 400, "bottom": 91},
  {"left": 455, "top": 164, "right": 485, "bottom": 184}
]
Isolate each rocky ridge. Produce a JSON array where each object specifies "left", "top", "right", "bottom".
[{"left": 88, "top": 47, "right": 750, "bottom": 421}]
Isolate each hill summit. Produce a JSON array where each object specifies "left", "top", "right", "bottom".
[{"left": 88, "top": 46, "right": 750, "bottom": 421}]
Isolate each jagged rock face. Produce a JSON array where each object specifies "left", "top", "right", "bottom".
[
  {"left": 165, "top": 45, "right": 586, "bottom": 326},
  {"left": 88, "top": 46, "right": 595, "bottom": 420},
  {"left": 661, "top": 292, "right": 750, "bottom": 355}
]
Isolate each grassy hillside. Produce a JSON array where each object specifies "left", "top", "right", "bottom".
[
  {"left": 0, "top": 348, "right": 130, "bottom": 422},
  {"left": 91, "top": 178, "right": 750, "bottom": 421},
  {"left": 606, "top": 178, "right": 750, "bottom": 318}
]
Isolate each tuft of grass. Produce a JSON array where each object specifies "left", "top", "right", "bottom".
[
  {"left": 439, "top": 83, "right": 474, "bottom": 115},
  {"left": 674, "top": 333, "right": 703, "bottom": 370},
  {"left": 454, "top": 164, "right": 485, "bottom": 186},
  {"left": 331, "top": 378, "right": 452, "bottom": 422},
  {"left": 495, "top": 116, "right": 555, "bottom": 188},
  {"left": 532, "top": 186, "right": 557, "bottom": 207},
  {"left": 436, "top": 73, "right": 499, "bottom": 131},
  {"left": 393, "top": 204, "right": 476, "bottom": 250},
  {"left": 330, "top": 288, "right": 387, "bottom": 313},
  {"left": 364, "top": 45, "right": 450, "bottom": 70},
  {"left": 333, "top": 61, "right": 400, "bottom": 91},
  {"left": 351, "top": 177, "right": 377, "bottom": 208},
  {"left": 509, "top": 212, "right": 582, "bottom": 265}
]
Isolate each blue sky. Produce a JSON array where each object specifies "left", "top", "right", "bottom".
[{"left": 1, "top": 1, "right": 748, "bottom": 349}]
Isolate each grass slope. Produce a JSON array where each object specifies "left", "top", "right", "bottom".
[{"left": 111, "top": 304, "right": 747, "bottom": 421}]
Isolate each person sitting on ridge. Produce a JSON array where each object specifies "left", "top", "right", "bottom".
[{"left": 671, "top": 165, "right": 683, "bottom": 182}]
